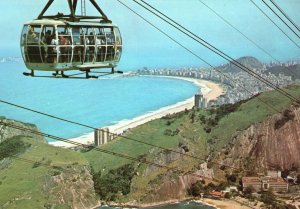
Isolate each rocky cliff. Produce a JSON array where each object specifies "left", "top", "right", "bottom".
[
  {"left": 0, "top": 117, "right": 45, "bottom": 143},
  {"left": 222, "top": 105, "right": 300, "bottom": 172},
  {"left": 43, "top": 165, "right": 99, "bottom": 209},
  {"left": 133, "top": 102, "right": 300, "bottom": 203},
  {"left": 144, "top": 164, "right": 214, "bottom": 202}
]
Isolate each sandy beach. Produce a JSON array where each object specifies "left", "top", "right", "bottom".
[
  {"left": 49, "top": 76, "right": 224, "bottom": 148},
  {"left": 94, "top": 197, "right": 253, "bottom": 209},
  {"left": 197, "top": 198, "right": 252, "bottom": 209}
]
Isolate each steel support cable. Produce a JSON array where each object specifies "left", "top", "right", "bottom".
[
  {"left": 269, "top": 0, "right": 300, "bottom": 33},
  {"left": 0, "top": 1, "right": 288, "bottom": 173},
  {"left": 116, "top": 0, "right": 280, "bottom": 115},
  {"left": 12, "top": 156, "right": 57, "bottom": 169},
  {"left": 132, "top": 0, "right": 300, "bottom": 104},
  {"left": 136, "top": 0, "right": 300, "bottom": 102},
  {"left": 0, "top": 121, "right": 220, "bottom": 182},
  {"left": 0, "top": 98, "right": 241, "bottom": 170},
  {"left": 0, "top": 121, "right": 171, "bottom": 169},
  {"left": 250, "top": 0, "right": 300, "bottom": 48},
  {"left": 261, "top": 0, "right": 300, "bottom": 39},
  {"left": 0, "top": 0, "right": 289, "bottom": 173},
  {"left": 0, "top": 0, "right": 286, "bottom": 173},
  {"left": 197, "top": 0, "right": 300, "bottom": 80},
  {"left": 198, "top": 0, "right": 280, "bottom": 63}
]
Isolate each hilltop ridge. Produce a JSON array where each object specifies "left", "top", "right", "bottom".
[{"left": 217, "top": 56, "right": 264, "bottom": 73}]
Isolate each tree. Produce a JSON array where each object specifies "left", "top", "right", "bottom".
[
  {"left": 244, "top": 185, "right": 255, "bottom": 195},
  {"left": 261, "top": 189, "right": 276, "bottom": 205},
  {"left": 281, "top": 169, "right": 290, "bottom": 179},
  {"left": 189, "top": 181, "right": 204, "bottom": 196},
  {"left": 92, "top": 164, "right": 135, "bottom": 201},
  {"left": 224, "top": 192, "right": 232, "bottom": 199},
  {"left": 296, "top": 174, "right": 300, "bottom": 184},
  {"left": 227, "top": 174, "right": 237, "bottom": 183}
]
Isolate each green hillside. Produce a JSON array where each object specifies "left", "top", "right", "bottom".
[
  {"left": 0, "top": 123, "right": 96, "bottom": 209},
  {"left": 83, "top": 84, "right": 300, "bottom": 201},
  {"left": 1, "top": 84, "right": 299, "bottom": 206}
]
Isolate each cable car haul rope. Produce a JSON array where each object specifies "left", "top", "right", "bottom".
[{"left": 20, "top": 0, "right": 123, "bottom": 79}]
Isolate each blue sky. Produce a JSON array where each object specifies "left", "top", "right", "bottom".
[{"left": 0, "top": 0, "right": 299, "bottom": 70}]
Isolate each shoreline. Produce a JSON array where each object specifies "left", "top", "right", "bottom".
[
  {"left": 49, "top": 76, "right": 224, "bottom": 148},
  {"left": 94, "top": 197, "right": 253, "bottom": 209}
]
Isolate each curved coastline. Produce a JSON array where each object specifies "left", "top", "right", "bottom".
[
  {"left": 49, "top": 76, "right": 224, "bottom": 148},
  {"left": 94, "top": 197, "right": 253, "bottom": 209}
]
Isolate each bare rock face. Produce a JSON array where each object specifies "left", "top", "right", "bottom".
[
  {"left": 223, "top": 106, "right": 300, "bottom": 172},
  {"left": 43, "top": 165, "right": 99, "bottom": 209},
  {"left": 143, "top": 163, "right": 214, "bottom": 202}
]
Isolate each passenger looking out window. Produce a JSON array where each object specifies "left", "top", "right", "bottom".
[
  {"left": 49, "top": 34, "right": 58, "bottom": 63},
  {"left": 41, "top": 30, "right": 52, "bottom": 62}
]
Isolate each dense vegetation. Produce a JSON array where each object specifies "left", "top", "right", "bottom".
[
  {"left": 92, "top": 164, "right": 136, "bottom": 201},
  {"left": 0, "top": 136, "right": 30, "bottom": 160}
]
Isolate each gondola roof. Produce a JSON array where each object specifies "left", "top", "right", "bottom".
[{"left": 25, "top": 19, "right": 117, "bottom": 27}]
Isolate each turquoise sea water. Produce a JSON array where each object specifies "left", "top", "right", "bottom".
[
  {"left": 98, "top": 201, "right": 215, "bottom": 209},
  {"left": 0, "top": 62, "right": 199, "bottom": 140}
]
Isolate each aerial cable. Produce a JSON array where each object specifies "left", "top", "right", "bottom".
[
  {"left": 198, "top": 0, "right": 300, "bottom": 80},
  {"left": 116, "top": 0, "right": 281, "bottom": 115},
  {"left": 197, "top": 0, "right": 280, "bottom": 63},
  {"left": 250, "top": 0, "right": 300, "bottom": 48},
  {"left": 261, "top": 0, "right": 300, "bottom": 39},
  {"left": 132, "top": 0, "right": 300, "bottom": 104},
  {"left": 269, "top": 0, "right": 300, "bottom": 33},
  {"left": 12, "top": 155, "right": 58, "bottom": 169},
  {"left": 0, "top": 121, "right": 220, "bottom": 182},
  {"left": 0, "top": 98, "right": 240, "bottom": 170},
  {"left": 0, "top": 1, "right": 289, "bottom": 172},
  {"left": 135, "top": 0, "right": 300, "bottom": 103},
  {"left": 0, "top": 121, "right": 173, "bottom": 170},
  {"left": 81, "top": 0, "right": 86, "bottom": 16}
]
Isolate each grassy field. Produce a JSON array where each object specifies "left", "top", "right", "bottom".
[
  {"left": 83, "top": 112, "right": 192, "bottom": 173},
  {"left": 0, "top": 137, "right": 87, "bottom": 209}
]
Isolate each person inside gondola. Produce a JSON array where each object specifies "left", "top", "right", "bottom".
[
  {"left": 28, "top": 27, "right": 39, "bottom": 44},
  {"left": 49, "top": 34, "right": 58, "bottom": 63},
  {"left": 41, "top": 30, "right": 52, "bottom": 62},
  {"left": 96, "top": 32, "right": 105, "bottom": 62},
  {"left": 59, "top": 34, "right": 68, "bottom": 63},
  {"left": 73, "top": 28, "right": 84, "bottom": 63},
  {"left": 85, "top": 32, "right": 95, "bottom": 62},
  {"left": 27, "top": 26, "right": 40, "bottom": 63}
]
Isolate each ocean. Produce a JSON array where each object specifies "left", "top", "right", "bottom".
[
  {"left": 98, "top": 201, "right": 215, "bottom": 209},
  {"left": 0, "top": 62, "right": 199, "bottom": 140}
]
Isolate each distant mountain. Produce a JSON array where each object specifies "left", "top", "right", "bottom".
[
  {"left": 265, "top": 64, "right": 300, "bottom": 80},
  {"left": 217, "top": 56, "right": 264, "bottom": 73}
]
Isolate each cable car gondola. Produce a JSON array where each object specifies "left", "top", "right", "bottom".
[{"left": 20, "top": 0, "right": 123, "bottom": 79}]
